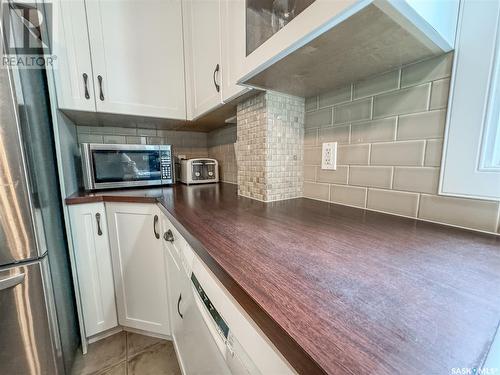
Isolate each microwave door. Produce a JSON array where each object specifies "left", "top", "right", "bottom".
[{"left": 87, "top": 146, "right": 163, "bottom": 189}]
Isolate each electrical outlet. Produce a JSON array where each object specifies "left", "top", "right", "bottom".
[{"left": 321, "top": 142, "right": 337, "bottom": 170}]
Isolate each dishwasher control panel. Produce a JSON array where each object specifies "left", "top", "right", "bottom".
[{"left": 191, "top": 272, "right": 229, "bottom": 340}]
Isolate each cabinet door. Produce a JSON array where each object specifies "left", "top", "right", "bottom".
[
  {"left": 51, "top": 0, "right": 96, "bottom": 111},
  {"left": 183, "top": 0, "right": 223, "bottom": 119},
  {"left": 84, "top": 0, "right": 186, "bottom": 119},
  {"left": 164, "top": 240, "right": 183, "bottom": 341},
  {"left": 69, "top": 203, "right": 117, "bottom": 337},
  {"left": 220, "top": 0, "right": 249, "bottom": 102},
  {"left": 106, "top": 203, "right": 170, "bottom": 335}
]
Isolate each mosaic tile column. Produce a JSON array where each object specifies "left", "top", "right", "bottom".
[{"left": 236, "top": 91, "right": 304, "bottom": 202}]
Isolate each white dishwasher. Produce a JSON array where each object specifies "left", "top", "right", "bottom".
[{"left": 168, "top": 247, "right": 260, "bottom": 374}]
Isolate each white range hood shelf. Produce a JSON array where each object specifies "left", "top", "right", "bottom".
[{"left": 240, "top": 0, "right": 456, "bottom": 98}]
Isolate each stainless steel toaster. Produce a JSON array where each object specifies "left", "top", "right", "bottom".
[{"left": 179, "top": 158, "right": 219, "bottom": 185}]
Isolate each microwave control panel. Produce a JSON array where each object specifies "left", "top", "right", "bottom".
[{"left": 160, "top": 150, "right": 172, "bottom": 180}]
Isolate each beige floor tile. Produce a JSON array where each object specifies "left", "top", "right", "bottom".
[
  {"left": 97, "top": 361, "right": 127, "bottom": 375},
  {"left": 71, "top": 332, "right": 126, "bottom": 375},
  {"left": 127, "top": 342, "right": 181, "bottom": 375},
  {"left": 127, "top": 332, "right": 166, "bottom": 358}
]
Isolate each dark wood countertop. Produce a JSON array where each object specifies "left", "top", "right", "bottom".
[{"left": 66, "top": 184, "right": 500, "bottom": 375}]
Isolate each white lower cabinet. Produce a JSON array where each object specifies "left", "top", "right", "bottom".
[
  {"left": 106, "top": 203, "right": 170, "bottom": 335},
  {"left": 68, "top": 202, "right": 117, "bottom": 337},
  {"left": 69, "top": 201, "right": 293, "bottom": 371}
]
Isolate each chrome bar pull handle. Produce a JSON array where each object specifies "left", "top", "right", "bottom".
[
  {"left": 96, "top": 213, "right": 103, "bottom": 236},
  {"left": 153, "top": 215, "right": 160, "bottom": 239},
  {"left": 83, "top": 73, "right": 90, "bottom": 99},
  {"left": 213, "top": 64, "right": 220, "bottom": 93},
  {"left": 0, "top": 273, "right": 25, "bottom": 291},
  {"left": 177, "top": 293, "right": 183, "bottom": 319},
  {"left": 97, "top": 75, "right": 104, "bottom": 101}
]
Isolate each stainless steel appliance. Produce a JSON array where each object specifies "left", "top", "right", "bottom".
[
  {"left": 179, "top": 158, "right": 219, "bottom": 185},
  {"left": 0, "top": 4, "right": 79, "bottom": 374},
  {"left": 81, "top": 143, "right": 174, "bottom": 190}
]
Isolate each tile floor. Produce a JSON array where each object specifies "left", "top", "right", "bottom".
[{"left": 71, "top": 331, "right": 182, "bottom": 375}]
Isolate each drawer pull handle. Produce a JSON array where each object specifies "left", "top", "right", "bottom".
[
  {"left": 163, "top": 229, "right": 174, "bottom": 243},
  {"left": 153, "top": 215, "right": 160, "bottom": 239},
  {"left": 83, "top": 73, "right": 90, "bottom": 99},
  {"left": 177, "top": 293, "right": 183, "bottom": 319},
  {"left": 97, "top": 75, "right": 104, "bottom": 101},
  {"left": 95, "top": 213, "right": 103, "bottom": 236}
]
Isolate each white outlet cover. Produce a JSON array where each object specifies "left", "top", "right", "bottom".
[{"left": 321, "top": 142, "right": 337, "bottom": 170}]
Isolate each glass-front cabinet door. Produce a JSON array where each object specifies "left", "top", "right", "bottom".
[{"left": 246, "top": 0, "right": 316, "bottom": 55}]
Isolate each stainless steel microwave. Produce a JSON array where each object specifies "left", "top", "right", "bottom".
[{"left": 81, "top": 143, "right": 174, "bottom": 190}]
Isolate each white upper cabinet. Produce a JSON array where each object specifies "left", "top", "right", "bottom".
[
  {"left": 52, "top": 0, "right": 95, "bottom": 112},
  {"left": 68, "top": 202, "right": 117, "bottom": 338},
  {"left": 440, "top": 0, "right": 500, "bottom": 200},
  {"left": 240, "top": 0, "right": 460, "bottom": 97},
  {"left": 183, "top": 0, "right": 223, "bottom": 120},
  {"left": 85, "top": 0, "right": 186, "bottom": 119},
  {"left": 53, "top": 0, "right": 186, "bottom": 120},
  {"left": 106, "top": 203, "right": 170, "bottom": 336},
  {"left": 220, "top": 0, "right": 249, "bottom": 102}
]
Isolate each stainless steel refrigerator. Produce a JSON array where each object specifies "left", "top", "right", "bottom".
[{"left": 0, "top": 3, "right": 79, "bottom": 374}]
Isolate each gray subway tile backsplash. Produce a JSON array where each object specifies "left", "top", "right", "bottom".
[
  {"left": 397, "top": 110, "right": 446, "bottom": 140},
  {"left": 401, "top": 53, "right": 453, "bottom": 88},
  {"left": 126, "top": 136, "right": 147, "bottom": 144},
  {"left": 304, "top": 147, "right": 322, "bottom": 165},
  {"left": 430, "top": 78, "right": 451, "bottom": 110},
  {"left": 424, "top": 139, "right": 443, "bottom": 167},
  {"left": 103, "top": 135, "right": 126, "bottom": 144},
  {"left": 353, "top": 70, "right": 400, "bottom": 99},
  {"left": 77, "top": 133, "right": 104, "bottom": 144},
  {"left": 351, "top": 117, "right": 397, "bottom": 144},
  {"left": 367, "top": 188, "right": 419, "bottom": 217},
  {"left": 393, "top": 167, "right": 439, "bottom": 194},
  {"left": 318, "top": 84, "right": 352, "bottom": 108},
  {"left": 303, "top": 182, "right": 330, "bottom": 201},
  {"left": 76, "top": 125, "right": 211, "bottom": 160},
  {"left": 373, "top": 84, "right": 430, "bottom": 118},
  {"left": 305, "top": 107, "right": 332, "bottom": 128},
  {"left": 330, "top": 184, "right": 367, "bottom": 208},
  {"left": 419, "top": 194, "right": 499, "bottom": 233},
  {"left": 146, "top": 137, "right": 164, "bottom": 145},
  {"left": 337, "top": 144, "right": 370, "bottom": 165},
  {"left": 349, "top": 166, "right": 393, "bottom": 189},
  {"left": 136, "top": 128, "right": 157, "bottom": 136},
  {"left": 302, "top": 52, "right": 500, "bottom": 234},
  {"left": 304, "top": 167, "right": 316, "bottom": 182},
  {"left": 371, "top": 141, "right": 425, "bottom": 166},
  {"left": 317, "top": 166, "right": 349, "bottom": 184},
  {"left": 319, "top": 125, "right": 350, "bottom": 144},
  {"left": 304, "top": 129, "right": 318, "bottom": 146},
  {"left": 333, "top": 98, "right": 372, "bottom": 124}
]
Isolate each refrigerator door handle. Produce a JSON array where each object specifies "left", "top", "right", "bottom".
[{"left": 0, "top": 273, "right": 25, "bottom": 291}]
